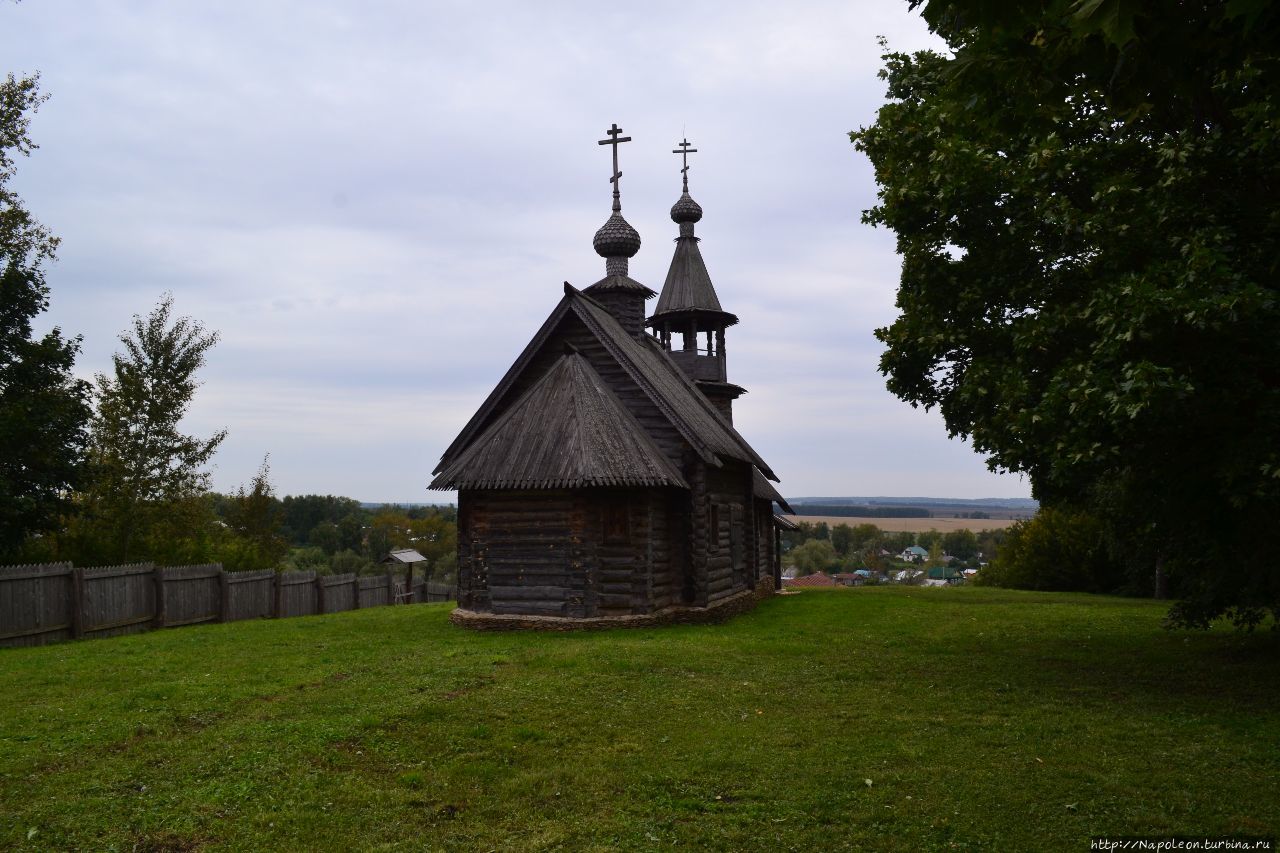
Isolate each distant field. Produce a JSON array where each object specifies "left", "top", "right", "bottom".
[
  {"left": 789, "top": 514, "right": 1023, "bottom": 533},
  {"left": 2, "top": 590, "right": 1276, "bottom": 849}
]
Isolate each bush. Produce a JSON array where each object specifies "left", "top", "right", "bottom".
[{"left": 978, "top": 508, "right": 1123, "bottom": 593}]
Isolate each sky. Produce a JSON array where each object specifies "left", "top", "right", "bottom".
[{"left": 4, "top": 0, "right": 1032, "bottom": 504}]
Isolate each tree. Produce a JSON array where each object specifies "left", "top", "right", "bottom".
[
  {"left": 849, "top": 523, "right": 882, "bottom": 554},
  {"left": 943, "top": 529, "right": 979, "bottom": 562},
  {"left": 791, "top": 539, "right": 838, "bottom": 576},
  {"left": 222, "top": 456, "right": 288, "bottom": 571},
  {"left": 883, "top": 530, "right": 915, "bottom": 554},
  {"left": 308, "top": 521, "right": 342, "bottom": 554},
  {"left": 0, "top": 74, "right": 92, "bottom": 558},
  {"left": 852, "top": 2, "right": 1280, "bottom": 628},
  {"left": 83, "top": 295, "right": 227, "bottom": 561},
  {"left": 830, "top": 523, "right": 854, "bottom": 556}
]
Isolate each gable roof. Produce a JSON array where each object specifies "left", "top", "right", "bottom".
[
  {"left": 433, "top": 283, "right": 777, "bottom": 482},
  {"left": 651, "top": 235, "right": 738, "bottom": 325},
  {"left": 783, "top": 571, "right": 836, "bottom": 588},
  {"left": 430, "top": 353, "right": 688, "bottom": 491},
  {"left": 382, "top": 548, "right": 427, "bottom": 564}
]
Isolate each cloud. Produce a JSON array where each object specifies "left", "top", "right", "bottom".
[{"left": 5, "top": 0, "right": 1028, "bottom": 501}]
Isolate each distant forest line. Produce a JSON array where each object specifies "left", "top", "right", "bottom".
[{"left": 792, "top": 505, "right": 932, "bottom": 518}]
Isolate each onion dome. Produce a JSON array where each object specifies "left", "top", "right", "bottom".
[
  {"left": 593, "top": 212, "right": 642, "bottom": 258},
  {"left": 670, "top": 192, "right": 703, "bottom": 224}
]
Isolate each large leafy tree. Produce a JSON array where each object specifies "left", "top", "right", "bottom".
[
  {"left": 82, "top": 295, "right": 227, "bottom": 561},
  {"left": 853, "top": 1, "right": 1280, "bottom": 627},
  {"left": 0, "top": 73, "right": 91, "bottom": 558}
]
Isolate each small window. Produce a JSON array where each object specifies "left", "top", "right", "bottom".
[{"left": 603, "top": 500, "right": 629, "bottom": 545}]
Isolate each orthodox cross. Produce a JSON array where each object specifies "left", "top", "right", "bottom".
[
  {"left": 597, "top": 123, "right": 631, "bottom": 212},
  {"left": 673, "top": 137, "right": 698, "bottom": 192}
]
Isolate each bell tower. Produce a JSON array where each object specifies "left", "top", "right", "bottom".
[{"left": 647, "top": 138, "right": 744, "bottom": 422}]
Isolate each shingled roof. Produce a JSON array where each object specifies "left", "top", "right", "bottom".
[
  {"left": 753, "top": 467, "right": 794, "bottom": 513},
  {"left": 431, "top": 352, "right": 688, "bottom": 490},
  {"left": 433, "top": 284, "right": 778, "bottom": 483},
  {"left": 650, "top": 234, "right": 738, "bottom": 326},
  {"left": 582, "top": 273, "right": 656, "bottom": 296}
]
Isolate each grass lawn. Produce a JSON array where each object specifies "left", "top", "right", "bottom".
[{"left": 1, "top": 588, "right": 1277, "bottom": 851}]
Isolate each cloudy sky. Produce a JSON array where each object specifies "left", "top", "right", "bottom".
[{"left": 5, "top": 0, "right": 1031, "bottom": 503}]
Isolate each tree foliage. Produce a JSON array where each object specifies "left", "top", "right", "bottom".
[
  {"left": 853, "top": 1, "right": 1280, "bottom": 627},
  {"left": 978, "top": 507, "right": 1122, "bottom": 593},
  {"left": 221, "top": 456, "right": 289, "bottom": 571},
  {"left": 82, "top": 295, "right": 227, "bottom": 561},
  {"left": 791, "top": 539, "right": 838, "bottom": 576},
  {"left": 0, "top": 73, "right": 91, "bottom": 558}
]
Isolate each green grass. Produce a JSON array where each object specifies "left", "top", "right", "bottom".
[{"left": 1, "top": 588, "right": 1277, "bottom": 851}]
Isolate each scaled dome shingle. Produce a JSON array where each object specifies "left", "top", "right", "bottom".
[
  {"left": 670, "top": 192, "right": 703, "bottom": 224},
  {"left": 593, "top": 212, "right": 642, "bottom": 258}
]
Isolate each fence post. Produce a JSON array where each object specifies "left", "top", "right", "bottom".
[
  {"left": 386, "top": 569, "right": 395, "bottom": 605},
  {"left": 69, "top": 567, "right": 85, "bottom": 639},
  {"left": 315, "top": 575, "right": 325, "bottom": 615},
  {"left": 353, "top": 576, "right": 361, "bottom": 610},
  {"left": 218, "top": 569, "right": 230, "bottom": 623},
  {"left": 273, "top": 571, "right": 283, "bottom": 618},
  {"left": 153, "top": 566, "right": 166, "bottom": 628}
]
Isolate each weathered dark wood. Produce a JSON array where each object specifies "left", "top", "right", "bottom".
[
  {"left": 224, "top": 570, "right": 274, "bottom": 622},
  {"left": 427, "top": 228, "right": 785, "bottom": 622},
  {"left": 0, "top": 563, "right": 74, "bottom": 647},
  {"left": 218, "top": 570, "right": 230, "bottom": 622},
  {"left": 0, "top": 621, "right": 71, "bottom": 641},
  {"left": 70, "top": 568, "right": 84, "bottom": 639},
  {"left": 80, "top": 564, "right": 156, "bottom": 638},
  {"left": 153, "top": 566, "right": 166, "bottom": 628},
  {"left": 160, "top": 564, "right": 221, "bottom": 627},
  {"left": 318, "top": 573, "right": 357, "bottom": 614},
  {"left": 277, "top": 571, "right": 318, "bottom": 618},
  {"left": 0, "top": 558, "right": 426, "bottom": 647},
  {"left": 164, "top": 613, "right": 219, "bottom": 628},
  {"left": 0, "top": 567, "right": 72, "bottom": 582}
]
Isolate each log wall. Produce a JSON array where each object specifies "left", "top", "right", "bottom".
[{"left": 458, "top": 486, "right": 688, "bottom": 618}]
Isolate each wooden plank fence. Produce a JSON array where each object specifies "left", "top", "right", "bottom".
[{"left": 0, "top": 562, "right": 454, "bottom": 648}]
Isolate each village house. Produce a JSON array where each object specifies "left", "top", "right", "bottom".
[{"left": 431, "top": 127, "right": 792, "bottom": 627}]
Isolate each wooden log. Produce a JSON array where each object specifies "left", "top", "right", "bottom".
[
  {"left": 489, "top": 585, "right": 569, "bottom": 601},
  {"left": 492, "top": 600, "right": 564, "bottom": 615}
]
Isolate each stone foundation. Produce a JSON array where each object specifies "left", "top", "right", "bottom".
[{"left": 450, "top": 576, "right": 775, "bottom": 631}]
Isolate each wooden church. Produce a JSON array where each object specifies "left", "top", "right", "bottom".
[{"left": 430, "top": 125, "right": 792, "bottom": 627}]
